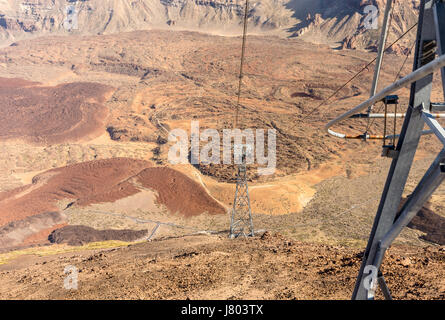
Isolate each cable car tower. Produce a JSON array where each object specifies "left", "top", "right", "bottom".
[
  {"left": 326, "top": 0, "right": 445, "bottom": 300},
  {"left": 229, "top": 0, "right": 255, "bottom": 238},
  {"left": 230, "top": 146, "right": 254, "bottom": 238}
]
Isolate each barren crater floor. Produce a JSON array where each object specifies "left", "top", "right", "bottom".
[{"left": 0, "top": 27, "right": 443, "bottom": 300}]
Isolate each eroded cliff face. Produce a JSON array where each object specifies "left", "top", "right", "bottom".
[
  {"left": 0, "top": 0, "right": 419, "bottom": 51},
  {"left": 340, "top": 0, "right": 420, "bottom": 52},
  {"left": 0, "top": 0, "right": 296, "bottom": 46},
  {"left": 287, "top": 0, "right": 419, "bottom": 51}
]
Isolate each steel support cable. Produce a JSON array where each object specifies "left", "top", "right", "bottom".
[
  {"left": 325, "top": 53, "right": 445, "bottom": 139},
  {"left": 364, "top": 102, "right": 384, "bottom": 135},
  {"left": 234, "top": 0, "right": 249, "bottom": 130},
  {"left": 393, "top": 100, "right": 398, "bottom": 145},
  {"left": 367, "top": 0, "right": 396, "bottom": 130},
  {"left": 383, "top": 100, "right": 388, "bottom": 145},
  {"left": 366, "top": 0, "right": 396, "bottom": 131},
  {"left": 303, "top": 23, "right": 418, "bottom": 123},
  {"left": 364, "top": 40, "right": 416, "bottom": 136}
]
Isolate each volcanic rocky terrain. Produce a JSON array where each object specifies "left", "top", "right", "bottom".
[{"left": 0, "top": 0, "right": 443, "bottom": 300}]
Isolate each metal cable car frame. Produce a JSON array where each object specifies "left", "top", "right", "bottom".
[
  {"left": 326, "top": 0, "right": 445, "bottom": 142},
  {"left": 325, "top": 0, "right": 445, "bottom": 300}
]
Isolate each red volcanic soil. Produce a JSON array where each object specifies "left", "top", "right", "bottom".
[
  {"left": 0, "top": 158, "right": 226, "bottom": 248},
  {"left": 135, "top": 167, "right": 226, "bottom": 217},
  {"left": 0, "top": 77, "right": 113, "bottom": 144},
  {"left": 72, "top": 164, "right": 226, "bottom": 217},
  {"left": 0, "top": 158, "right": 151, "bottom": 227},
  {"left": 0, "top": 212, "right": 66, "bottom": 249},
  {"left": 0, "top": 77, "right": 39, "bottom": 88},
  {"left": 48, "top": 225, "right": 148, "bottom": 246},
  {"left": 22, "top": 223, "right": 68, "bottom": 246}
]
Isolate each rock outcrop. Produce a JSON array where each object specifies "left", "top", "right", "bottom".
[{"left": 0, "top": 0, "right": 420, "bottom": 51}]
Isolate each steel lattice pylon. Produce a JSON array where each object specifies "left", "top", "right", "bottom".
[
  {"left": 229, "top": 0, "right": 254, "bottom": 239},
  {"left": 230, "top": 159, "right": 254, "bottom": 238}
]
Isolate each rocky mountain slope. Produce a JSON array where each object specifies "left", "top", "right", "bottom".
[
  {"left": 1, "top": 28, "right": 444, "bottom": 250},
  {"left": 288, "top": 0, "right": 420, "bottom": 52},
  {"left": 0, "top": 233, "right": 443, "bottom": 299},
  {"left": 0, "top": 0, "right": 419, "bottom": 50}
]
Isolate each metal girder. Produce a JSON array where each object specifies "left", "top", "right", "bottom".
[
  {"left": 367, "top": 149, "right": 445, "bottom": 290},
  {"left": 369, "top": 0, "right": 394, "bottom": 108},
  {"left": 434, "top": 0, "right": 445, "bottom": 98},
  {"left": 423, "top": 109, "right": 445, "bottom": 145},
  {"left": 431, "top": 102, "right": 445, "bottom": 111},
  {"left": 352, "top": 0, "right": 444, "bottom": 300},
  {"left": 380, "top": 148, "right": 445, "bottom": 250},
  {"left": 377, "top": 272, "right": 393, "bottom": 300},
  {"left": 351, "top": 112, "right": 445, "bottom": 118}
]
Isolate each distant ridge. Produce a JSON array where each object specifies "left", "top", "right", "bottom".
[{"left": 0, "top": 0, "right": 418, "bottom": 51}]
